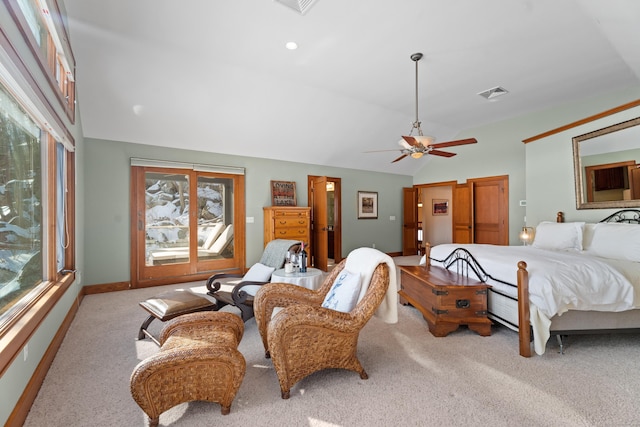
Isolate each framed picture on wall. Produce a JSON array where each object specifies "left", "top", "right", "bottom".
[
  {"left": 271, "top": 181, "right": 297, "bottom": 206},
  {"left": 432, "top": 199, "right": 449, "bottom": 216},
  {"left": 357, "top": 191, "right": 378, "bottom": 219}
]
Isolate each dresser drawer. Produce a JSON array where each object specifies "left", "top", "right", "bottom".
[
  {"left": 274, "top": 217, "right": 309, "bottom": 228},
  {"left": 274, "top": 210, "right": 309, "bottom": 218},
  {"left": 275, "top": 228, "right": 308, "bottom": 239}
]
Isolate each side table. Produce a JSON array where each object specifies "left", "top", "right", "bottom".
[{"left": 271, "top": 267, "right": 325, "bottom": 290}]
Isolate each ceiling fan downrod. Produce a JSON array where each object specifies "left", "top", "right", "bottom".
[{"left": 411, "top": 52, "right": 423, "bottom": 134}]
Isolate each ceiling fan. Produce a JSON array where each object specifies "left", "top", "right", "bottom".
[{"left": 369, "top": 53, "right": 478, "bottom": 163}]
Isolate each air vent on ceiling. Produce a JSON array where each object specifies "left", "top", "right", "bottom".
[
  {"left": 274, "top": 0, "right": 318, "bottom": 15},
  {"left": 477, "top": 86, "right": 509, "bottom": 100}
]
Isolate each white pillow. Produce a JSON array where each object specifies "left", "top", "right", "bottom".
[
  {"left": 532, "top": 221, "right": 585, "bottom": 251},
  {"left": 582, "top": 223, "right": 597, "bottom": 250},
  {"left": 242, "top": 263, "right": 275, "bottom": 282},
  {"left": 583, "top": 223, "right": 640, "bottom": 262},
  {"left": 322, "top": 270, "right": 362, "bottom": 313}
]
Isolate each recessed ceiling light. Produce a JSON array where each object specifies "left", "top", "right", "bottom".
[{"left": 285, "top": 41, "right": 298, "bottom": 50}]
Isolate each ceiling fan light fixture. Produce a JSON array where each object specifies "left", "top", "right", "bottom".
[
  {"left": 414, "top": 135, "right": 435, "bottom": 146},
  {"left": 371, "top": 53, "right": 477, "bottom": 163}
]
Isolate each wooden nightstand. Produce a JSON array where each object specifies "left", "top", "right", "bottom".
[{"left": 398, "top": 265, "right": 492, "bottom": 337}]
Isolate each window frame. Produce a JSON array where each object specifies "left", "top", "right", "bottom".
[
  {"left": 5, "top": 0, "right": 76, "bottom": 122},
  {"left": 0, "top": 15, "right": 76, "bottom": 378}
]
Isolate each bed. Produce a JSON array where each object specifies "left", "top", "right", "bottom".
[{"left": 421, "top": 209, "right": 640, "bottom": 357}]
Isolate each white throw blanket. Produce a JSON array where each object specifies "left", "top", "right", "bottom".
[{"left": 345, "top": 247, "right": 398, "bottom": 324}]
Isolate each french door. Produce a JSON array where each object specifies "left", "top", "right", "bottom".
[{"left": 130, "top": 165, "right": 245, "bottom": 288}]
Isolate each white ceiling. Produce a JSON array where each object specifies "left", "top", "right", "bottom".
[{"left": 62, "top": 0, "right": 640, "bottom": 175}]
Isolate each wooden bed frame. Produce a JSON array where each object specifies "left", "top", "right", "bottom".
[{"left": 425, "top": 209, "right": 640, "bottom": 357}]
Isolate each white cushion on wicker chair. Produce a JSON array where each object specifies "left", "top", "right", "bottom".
[{"left": 321, "top": 270, "right": 361, "bottom": 312}]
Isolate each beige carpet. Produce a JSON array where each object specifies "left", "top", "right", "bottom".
[{"left": 24, "top": 279, "right": 640, "bottom": 427}]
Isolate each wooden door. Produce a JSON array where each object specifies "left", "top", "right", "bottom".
[
  {"left": 130, "top": 166, "right": 245, "bottom": 288},
  {"left": 471, "top": 176, "right": 509, "bottom": 245},
  {"left": 453, "top": 183, "right": 473, "bottom": 243},
  {"left": 402, "top": 187, "right": 418, "bottom": 255},
  {"left": 630, "top": 166, "right": 640, "bottom": 199},
  {"left": 311, "top": 176, "right": 329, "bottom": 271},
  {"left": 308, "top": 176, "right": 342, "bottom": 270}
]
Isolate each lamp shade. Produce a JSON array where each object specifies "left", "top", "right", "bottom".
[
  {"left": 414, "top": 135, "right": 435, "bottom": 146},
  {"left": 519, "top": 226, "right": 534, "bottom": 245}
]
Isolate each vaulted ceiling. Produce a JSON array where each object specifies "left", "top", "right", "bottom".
[{"left": 63, "top": 0, "right": 640, "bottom": 175}]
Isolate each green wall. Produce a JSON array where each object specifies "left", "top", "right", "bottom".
[
  {"left": 413, "top": 86, "right": 640, "bottom": 242},
  {"left": 526, "top": 94, "right": 640, "bottom": 224},
  {"left": 82, "top": 139, "right": 412, "bottom": 286}
]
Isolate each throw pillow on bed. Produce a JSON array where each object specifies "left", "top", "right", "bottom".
[
  {"left": 583, "top": 222, "right": 640, "bottom": 262},
  {"left": 322, "top": 270, "right": 362, "bottom": 313},
  {"left": 532, "top": 221, "right": 585, "bottom": 251}
]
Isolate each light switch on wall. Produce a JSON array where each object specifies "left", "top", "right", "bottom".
[{"left": 390, "top": 216, "right": 396, "bottom": 221}]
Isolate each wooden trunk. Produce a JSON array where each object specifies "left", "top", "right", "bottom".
[{"left": 398, "top": 265, "right": 492, "bottom": 337}]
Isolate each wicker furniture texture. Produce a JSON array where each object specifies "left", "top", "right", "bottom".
[
  {"left": 254, "top": 258, "right": 390, "bottom": 399},
  {"left": 207, "top": 239, "right": 301, "bottom": 321},
  {"left": 130, "top": 311, "right": 246, "bottom": 426}
]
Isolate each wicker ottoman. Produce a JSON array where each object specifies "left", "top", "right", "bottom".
[
  {"left": 138, "top": 290, "right": 217, "bottom": 345},
  {"left": 130, "top": 311, "right": 246, "bottom": 426}
]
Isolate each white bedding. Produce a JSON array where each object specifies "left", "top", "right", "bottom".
[{"left": 419, "top": 244, "right": 639, "bottom": 354}]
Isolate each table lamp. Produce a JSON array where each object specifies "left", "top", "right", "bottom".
[{"left": 519, "top": 226, "right": 534, "bottom": 246}]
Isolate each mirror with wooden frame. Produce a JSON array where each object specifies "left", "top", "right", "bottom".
[{"left": 573, "top": 117, "right": 640, "bottom": 209}]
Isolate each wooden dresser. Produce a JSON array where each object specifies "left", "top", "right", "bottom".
[
  {"left": 398, "top": 264, "right": 492, "bottom": 337},
  {"left": 263, "top": 206, "right": 311, "bottom": 257}
]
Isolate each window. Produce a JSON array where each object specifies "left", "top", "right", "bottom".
[
  {"left": 0, "top": 44, "right": 75, "bottom": 374},
  {"left": 8, "top": 0, "right": 76, "bottom": 121},
  {"left": 0, "top": 83, "right": 43, "bottom": 318}
]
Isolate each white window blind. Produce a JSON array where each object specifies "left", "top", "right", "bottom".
[{"left": 130, "top": 158, "right": 245, "bottom": 175}]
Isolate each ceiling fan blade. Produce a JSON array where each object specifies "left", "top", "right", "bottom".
[
  {"left": 429, "top": 149, "right": 457, "bottom": 158},
  {"left": 392, "top": 153, "right": 409, "bottom": 163},
  {"left": 401, "top": 136, "right": 419, "bottom": 147},
  {"left": 431, "top": 138, "right": 478, "bottom": 149},
  {"left": 364, "top": 149, "right": 403, "bottom": 153}
]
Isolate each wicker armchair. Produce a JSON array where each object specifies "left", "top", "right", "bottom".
[{"left": 254, "top": 257, "right": 390, "bottom": 399}]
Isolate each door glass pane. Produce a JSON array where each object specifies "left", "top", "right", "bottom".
[
  {"left": 197, "top": 176, "right": 234, "bottom": 261},
  {"left": 145, "top": 172, "right": 190, "bottom": 265}
]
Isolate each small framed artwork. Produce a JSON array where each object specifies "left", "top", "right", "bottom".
[
  {"left": 357, "top": 191, "right": 378, "bottom": 219},
  {"left": 271, "top": 181, "right": 297, "bottom": 206},
  {"left": 432, "top": 199, "right": 449, "bottom": 216}
]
